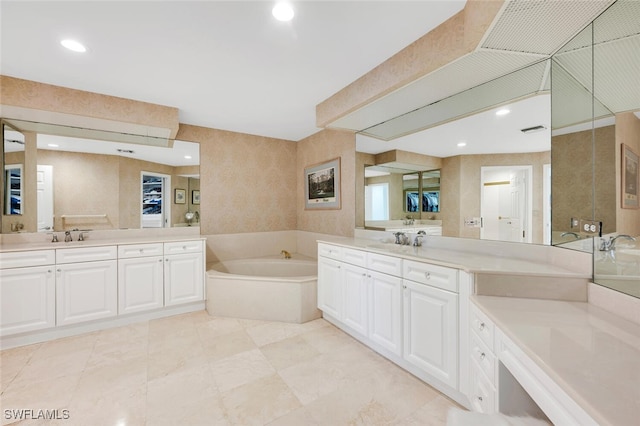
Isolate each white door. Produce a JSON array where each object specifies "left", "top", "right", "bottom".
[
  {"left": 403, "top": 279, "right": 458, "bottom": 388},
  {"left": 0, "top": 266, "right": 55, "bottom": 336},
  {"left": 56, "top": 260, "right": 118, "bottom": 325},
  {"left": 164, "top": 253, "right": 203, "bottom": 306},
  {"left": 342, "top": 263, "right": 368, "bottom": 337},
  {"left": 37, "top": 165, "right": 54, "bottom": 232},
  {"left": 368, "top": 270, "right": 402, "bottom": 356},
  {"left": 118, "top": 256, "right": 164, "bottom": 314},
  {"left": 141, "top": 172, "right": 171, "bottom": 228},
  {"left": 481, "top": 166, "right": 532, "bottom": 243},
  {"left": 317, "top": 257, "right": 343, "bottom": 318}
]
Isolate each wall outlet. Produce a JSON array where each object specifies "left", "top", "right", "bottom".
[
  {"left": 579, "top": 219, "right": 602, "bottom": 235},
  {"left": 464, "top": 217, "right": 482, "bottom": 228}
]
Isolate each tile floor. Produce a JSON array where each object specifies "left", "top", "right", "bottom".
[{"left": 1, "top": 311, "right": 461, "bottom": 425}]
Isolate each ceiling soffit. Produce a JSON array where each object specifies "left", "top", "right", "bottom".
[{"left": 324, "top": 0, "right": 615, "bottom": 140}]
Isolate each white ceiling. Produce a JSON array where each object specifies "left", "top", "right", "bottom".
[{"left": 0, "top": 0, "right": 466, "bottom": 142}]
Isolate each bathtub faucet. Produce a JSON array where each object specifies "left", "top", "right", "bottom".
[{"left": 281, "top": 250, "right": 292, "bottom": 259}]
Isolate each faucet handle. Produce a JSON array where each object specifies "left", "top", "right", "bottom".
[{"left": 50, "top": 233, "right": 58, "bottom": 243}]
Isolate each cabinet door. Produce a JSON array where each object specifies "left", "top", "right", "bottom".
[
  {"left": 0, "top": 266, "right": 55, "bottom": 336},
  {"left": 369, "top": 271, "right": 402, "bottom": 356},
  {"left": 342, "top": 263, "right": 368, "bottom": 337},
  {"left": 317, "top": 257, "right": 342, "bottom": 318},
  {"left": 118, "top": 256, "right": 164, "bottom": 314},
  {"left": 57, "top": 260, "right": 117, "bottom": 326},
  {"left": 164, "top": 253, "right": 204, "bottom": 306},
  {"left": 403, "top": 279, "right": 458, "bottom": 388}
]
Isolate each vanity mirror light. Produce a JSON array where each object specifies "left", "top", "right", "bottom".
[{"left": 0, "top": 118, "right": 200, "bottom": 234}]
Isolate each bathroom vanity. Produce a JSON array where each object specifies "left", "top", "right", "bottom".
[
  {"left": 0, "top": 234, "right": 205, "bottom": 348},
  {"left": 315, "top": 237, "right": 638, "bottom": 424}
]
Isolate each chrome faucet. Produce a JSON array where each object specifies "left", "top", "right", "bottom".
[
  {"left": 394, "top": 232, "right": 409, "bottom": 245},
  {"left": 64, "top": 230, "right": 72, "bottom": 242},
  {"left": 413, "top": 230, "right": 427, "bottom": 247},
  {"left": 281, "top": 250, "right": 292, "bottom": 259},
  {"left": 194, "top": 211, "right": 200, "bottom": 223},
  {"left": 599, "top": 234, "right": 636, "bottom": 251}
]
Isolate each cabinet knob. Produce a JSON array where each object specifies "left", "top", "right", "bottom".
[
  {"left": 57, "top": 268, "right": 62, "bottom": 272},
  {"left": 183, "top": 246, "right": 187, "bottom": 250},
  {"left": 139, "top": 249, "right": 144, "bottom": 253},
  {"left": 478, "top": 322, "right": 485, "bottom": 331},
  {"left": 477, "top": 396, "right": 483, "bottom": 402},
  {"left": 480, "top": 352, "right": 486, "bottom": 360},
  {"left": 159, "top": 259, "right": 163, "bottom": 263},
  {"left": 424, "top": 272, "right": 431, "bottom": 280}
]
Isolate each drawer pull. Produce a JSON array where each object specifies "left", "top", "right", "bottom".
[
  {"left": 480, "top": 352, "right": 486, "bottom": 360},
  {"left": 478, "top": 322, "right": 486, "bottom": 331},
  {"left": 424, "top": 272, "right": 431, "bottom": 280}
]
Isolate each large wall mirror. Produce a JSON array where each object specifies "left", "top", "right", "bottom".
[
  {"left": 551, "top": 0, "right": 640, "bottom": 297},
  {"left": 0, "top": 119, "right": 200, "bottom": 234}
]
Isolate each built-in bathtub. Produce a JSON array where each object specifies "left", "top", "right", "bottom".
[{"left": 206, "top": 255, "right": 321, "bottom": 323}]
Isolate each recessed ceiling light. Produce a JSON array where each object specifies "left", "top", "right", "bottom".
[
  {"left": 47, "top": 143, "right": 59, "bottom": 148},
  {"left": 60, "top": 39, "right": 87, "bottom": 53},
  {"left": 457, "top": 142, "right": 467, "bottom": 147},
  {"left": 272, "top": 2, "right": 294, "bottom": 22},
  {"left": 184, "top": 155, "right": 192, "bottom": 159},
  {"left": 496, "top": 108, "right": 510, "bottom": 116}
]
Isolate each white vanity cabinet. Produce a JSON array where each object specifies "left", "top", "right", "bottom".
[
  {"left": 0, "top": 250, "right": 56, "bottom": 336},
  {"left": 118, "top": 243, "right": 164, "bottom": 314},
  {"left": 55, "top": 246, "right": 118, "bottom": 326},
  {"left": 317, "top": 252, "right": 344, "bottom": 319},
  {"left": 468, "top": 302, "right": 497, "bottom": 413},
  {"left": 368, "top": 269, "right": 403, "bottom": 356},
  {"left": 163, "top": 240, "right": 204, "bottom": 306}
]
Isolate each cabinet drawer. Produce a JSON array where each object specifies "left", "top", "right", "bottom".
[
  {"left": 56, "top": 246, "right": 117, "bottom": 264},
  {"left": 318, "top": 243, "right": 342, "bottom": 260},
  {"left": 343, "top": 247, "right": 367, "bottom": 267},
  {"left": 470, "top": 359, "right": 496, "bottom": 414},
  {"left": 118, "top": 243, "right": 164, "bottom": 259},
  {"left": 403, "top": 260, "right": 457, "bottom": 292},
  {"left": 0, "top": 250, "right": 55, "bottom": 269},
  {"left": 367, "top": 253, "right": 402, "bottom": 276},
  {"left": 164, "top": 240, "right": 203, "bottom": 255},
  {"left": 471, "top": 331, "right": 496, "bottom": 384},
  {"left": 470, "top": 303, "right": 495, "bottom": 351}
]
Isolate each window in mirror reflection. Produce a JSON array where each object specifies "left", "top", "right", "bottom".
[
  {"left": 365, "top": 183, "right": 389, "bottom": 220},
  {"left": 4, "top": 165, "right": 22, "bottom": 215}
]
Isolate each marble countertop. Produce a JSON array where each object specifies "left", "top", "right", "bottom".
[
  {"left": 317, "top": 238, "right": 590, "bottom": 279},
  {"left": 0, "top": 235, "right": 205, "bottom": 253},
  {"left": 471, "top": 295, "right": 640, "bottom": 426}
]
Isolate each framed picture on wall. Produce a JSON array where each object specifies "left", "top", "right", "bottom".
[
  {"left": 622, "top": 144, "right": 639, "bottom": 209},
  {"left": 304, "top": 157, "right": 341, "bottom": 210},
  {"left": 192, "top": 190, "right": 200, "bottom": 205},
  {"left": 175, "top": 188, "right": 186, "bottom": 204}
]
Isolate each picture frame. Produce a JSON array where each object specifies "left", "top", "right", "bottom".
[
  {"left": 304, "top": 157, "right": 341, "bottom": 210},
  {"left": 192, "top": 190, "right": 200, "bottom": 205},
  {"left": 174, "top": 188, "right": 186, "bottom": 204},
  {"left": 622, "top": 144, "right": 639, "bottom": 209}
]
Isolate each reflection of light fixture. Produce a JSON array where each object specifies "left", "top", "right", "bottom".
[
  {"left": 60, "top": 39, "right": 87, "bottom": 53},
  {"left": 185, "top": 211, "right": 195, "bottom": 226},
  {"left": 48, "top": 143, "right": 59, "bottom": 148},
  {"left": 496, "top": 108, "right": 510, "bottom": 116},
  {"left": 457, "top": 141, "right": 467, "bottom": 147},
  {"left": 521, "top": 125, "right": 546, "bottom": 134},
  {"left": 272, "top": 2, "right": 294, "bottom": 21},
  {"left": 184, "top": 155, "right": 192, "bottom": 159}
]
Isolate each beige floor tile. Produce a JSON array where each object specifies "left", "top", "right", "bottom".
[
  {"left": 64, "top": 383, "right": 146, "bottom": 426},
  {"left": 396, "top": 395, "right": 462, "bottom": 425},
  {"left": 74, "top": 355, "right": 148, "bottom": 398},
  {"left": 201, "top": 329, "right": 257, "bottom": 363},
  {"left": 300, "top": 322, "right": 361, "bottom": 354},
  {"left": 0, "top": 343, "right": 41, "bottom": 393},
  {"left": 210, "top": 348, "right": 276, "bottom": 393},
  {"left": 1, "top": 374, "right": 80, "bottom": 423},
  {"left": 147, "top": 345, "right": 207, "bottom": 381},
  {"left": 147, "top": 364, "right": 216, "bottom": 411},
  {"left": 261, "top": 335, "right": 321, "bottom": 371},
  {"left": 266, "top": 406, "right": 320, "bottom": 426},
  {"left": 29, "top": 332, "right": 98, "bottom": 361},
  {"left": 196, "top": 316, "right": 245, "bottom": 342},
  {"left": 221, "top": 374, "right": 301, "bottom": 426},
  {"left": 9, "top": 349, "right": 91, "bottom": 386},
  {"left": 146, "top": 393, "right": 229, "bottom": 426}
]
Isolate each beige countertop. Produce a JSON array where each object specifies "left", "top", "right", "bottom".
[
  {"left": 0, "top": 235, "right": 205, "bottom": 253},
  {"left": 317, "top": 238, "right": 590, "bottom": 279},
  {"left": 471, "top": 295, "right": 640, "bottom": 426}
]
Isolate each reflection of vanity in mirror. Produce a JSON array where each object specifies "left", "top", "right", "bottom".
[
  {"left": 1, "top": 119, "right": 200, "bottom": 234},
  {"left": 355, "top": 0, "right": 639, "bottom": 299}
]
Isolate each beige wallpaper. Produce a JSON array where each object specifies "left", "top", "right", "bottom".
[
  {"left": 316, "top": 0, "right": 504, "bottom": 127},
  {"left": 177, "top": 124, "right": 298, "bottom": 235},
  {"left": 552, "top": 126, "right": 616, "bottom": 235},
  {"left": 297, "top": 129, "right": 356, "bottom": 237},
  {"left": 616, "top": 112, "right": 640, "bottom": 237},
  {"left": 441, "top": 151, "right": 550, "bottom": 243}
]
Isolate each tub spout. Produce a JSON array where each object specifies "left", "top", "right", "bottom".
[{"left": 281, "top": 250, "right": 292, "bottom": 259}]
